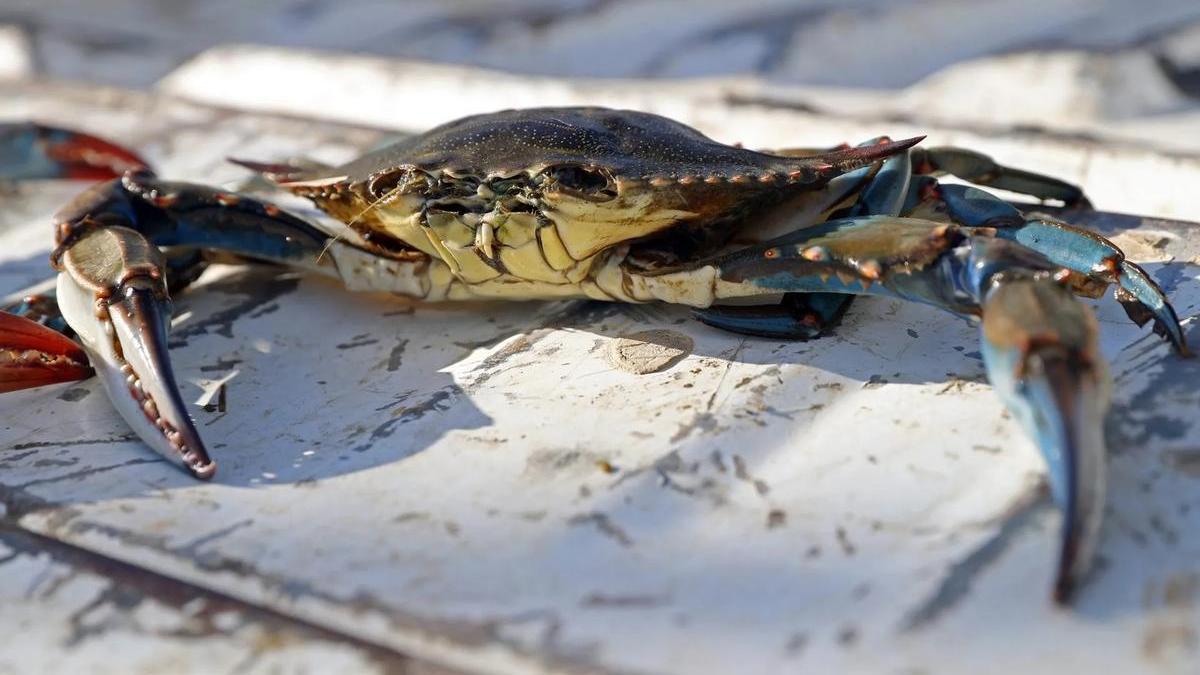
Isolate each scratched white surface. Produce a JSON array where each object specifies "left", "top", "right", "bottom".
[
  {"left": 3, "top": 71, "right": 1200, "bottom": 675},
  {"left": 0, "top": 527, "right": 408, "bottom": 674}
]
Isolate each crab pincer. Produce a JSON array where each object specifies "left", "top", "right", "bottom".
[
  {"left": 0, "top": 310, "right": 93, "bottom": 392},
  {"left": 51, "top": 223, "right": 215, "bottom": 478},
  {"left": 38, "top": 169, "right": 349, "bottom": 479},
  {"left": 978, "top": 274, "right": 1108, "bottom": 603},
  {"left": 0, "top": 122, "right": 147, "bottom": 181},
  {"left": 700, "top": 218, "right": 1173, "bottom": 601}
]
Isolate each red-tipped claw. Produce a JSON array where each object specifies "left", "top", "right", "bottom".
[
  {"left": 0, "top": 310, "right": 93, "bottom": 392},
  {"left": 0, "top": 122, "right": 148, "bottom": 181}
]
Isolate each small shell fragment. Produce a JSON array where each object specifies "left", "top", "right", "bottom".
[{"left": 607, "top": 330, "right": 694, "bottom": 374}]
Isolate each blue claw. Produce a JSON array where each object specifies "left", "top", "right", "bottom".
[
  {"left": 980, "top": 280, "right": 1108, "bottom": 602},
  {"left": 704, "top": 218, "right": 1116, "bottom": 601}
]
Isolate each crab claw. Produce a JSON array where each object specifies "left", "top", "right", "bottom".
[
  {"left": 700, "top": 219, "right": 1117, "bottom": 601},
  {"left": 0, "top": 122, "right": 148, "bottom": 181},
  {"left": 0, "top": 311, "right": 93, "bottom": 392},
  {"left": 54, "top": 225, "right": 214, "bottom": 479},
  {"left": 980, "top": 278, "right": 1109, "bottom": 603}
]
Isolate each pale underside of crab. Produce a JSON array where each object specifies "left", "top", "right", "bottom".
[{"left": 0, "top": 108, "right": 1189, "bottom": 603}]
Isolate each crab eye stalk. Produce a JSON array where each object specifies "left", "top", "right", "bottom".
[{"left": 542, "top": 165, "right": 616, "bottom": 201}]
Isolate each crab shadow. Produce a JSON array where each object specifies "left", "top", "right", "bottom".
[
  {"left": 161, "top": 266, "right": 504, "bottom": 487},
  {"left": 1, "top": 263, "right": 990, "bottom": 496}
]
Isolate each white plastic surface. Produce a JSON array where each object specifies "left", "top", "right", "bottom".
[{"left": 2, "top": 65, "right": 1200, "bottom": 674}]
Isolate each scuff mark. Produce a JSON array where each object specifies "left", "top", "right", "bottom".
[
  {"left": 336, "top": 335, "right": 380, "bottom": 350},
  {"left": 386, "top": 338, "right": 409, "bottom": 372},
  {"left": 16, "top": 507, "right": 604, "bottom": 672},
  {"left": 710, "top": 450, "right": 728, "bottom": 473},
  {"left": 175, "top": 519, "right": 255, "bottom": 556},
  {"left": 0, "top": 525, "right": 420, "bottom": 668},
  {"left": 767, "top": 509, "right": 787, "bottom": 529},
  {"left": 581, "top": 593, "right": 670, "bottom": 608},
  {"left": 669, "top": 411, "right": 724, "bottom": 444},
  {"left": 783, "top": 631, "right": 808, "bottom": 656},
  {"left": 526, "top": 449, "right": 609, "bottom": 478},
  {"left": 393, "top": 512, "right": 430, "bottom": 523},
  {"left": 467, "top": 332, "right": 544, "bottom": 390},
  {"left": 1163, "top": 448, "right": 1200, "bottom": 477},
  {"left": 56, "top": 387, "right": 91, "bottom": 402},
  {"left": 13, "top": 457, "right": 164, "bottom": 490},
  {"left": 350, "top": 387, "right": 459, "bottom": 454},
  {"left": 32, "top": 458, "right": 78, "bottom": 469},
  {"left": 11, "top": 435, "right": 136, "bottom": 451},
  {"left": 199, "top": 357, "right": 243, "bottom": 373},
  {"left": 732, "top": 455, "right": 770, "bottom": 496},
  {"left": 568, "top": 512, "right": 634, "bottom": 548},
  {"left": 835, "top": 526, "right": 856, "bottom": 556},
  {"left": 0, "top": 450, "right": 39, "bottom": 466},
  {"left": 863, "top": 374, "right": 888, "bottom": 389}
]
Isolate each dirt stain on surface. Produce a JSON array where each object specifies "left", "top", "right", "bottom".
[
  {"left": 56, "top": 387, "right": 91, "bottom": 402},
  {"left": 568, "top": 512, "right": 634, "bottom": 548},
  {"left": 732, "top": 455, "right": 769, "bottom": 496},
  {"left": 1163, "top": 448, "right": 1200, "bottom": 477},
  {"left": 1142, "top": 572, "right": 1200, "bottom": 663}
]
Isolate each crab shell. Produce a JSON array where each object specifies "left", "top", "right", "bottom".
[{"left": 254, "top": 108, "right": 920, "bottom": 301}]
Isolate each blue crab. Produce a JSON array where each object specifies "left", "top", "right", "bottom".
[{"left": 0, "top": 110, "right": 1188, "bottom": 603}]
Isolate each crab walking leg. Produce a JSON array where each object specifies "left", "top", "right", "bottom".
[
  {"left": 697, "top": 139, "right": 912, "bottom": 338},
  {"left": 0, "top": 310, "right": 93, "bottom": 392},
  {"left": 691, "top": 293, "right": 852, "bottom": 339},
  {"left": 934, "top": 184, "right": 1189, "bottom": 355},
  {"left": 0, "top": 123, "right": 148, "bottom": 181},
  {"left": 847, "top": 138, "right": 912, "bottom": 218},
  {"left": 911, "top": 145, "right": 1092, "bottom": 209},
  {"left": 632, "top": 217, "right": 1111, "bottom": 601},
  {"left": 54, "top": 171, "right": 343, "bottom": 278}
]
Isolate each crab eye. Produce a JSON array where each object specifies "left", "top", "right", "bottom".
[
  {"left": 544, "top": 165, "right": 615, "bottom": 200},
  {"left": 367, "top": 168, "right": 408, "bottom": 199}
]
